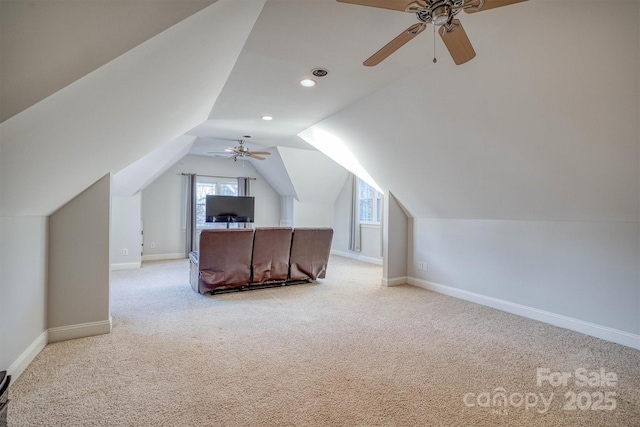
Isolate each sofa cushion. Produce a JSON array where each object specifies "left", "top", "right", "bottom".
[
  {"left": 251, "top": 227, "right": 292, "bottom": 284},
  {"left": 197, "top": 229, "right": 254, "bottom": 292},
  {"left": 289, "top": 228, "right": 333, "bottom": 281}
]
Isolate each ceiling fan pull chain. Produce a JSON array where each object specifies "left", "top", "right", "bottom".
[{"left": 433, "top": 24, "right": 437, "bottom": 63}]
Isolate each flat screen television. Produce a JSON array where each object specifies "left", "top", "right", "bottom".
[{"left": 205, "top": 195, "right": 255, "bottom": 223}]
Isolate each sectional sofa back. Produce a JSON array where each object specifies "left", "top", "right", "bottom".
[
  {"left": 252, "top": 227, "right": 293, "bottom": 284},
  {"left": 289, "top": 228, "right": 334, "bottom": 281},
  {"left": 196, "top": 227, "right": 333, "bottom": 294},
  {"left": 198, "top": 228, "right": 254, "bottom": 293}
]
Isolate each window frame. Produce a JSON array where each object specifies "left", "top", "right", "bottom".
[
  {"left": 357, "top": 178, "right": 383, "bottom": 225},
  {"left": 194, "top": 177, "right": 238, "bottom": 229}
]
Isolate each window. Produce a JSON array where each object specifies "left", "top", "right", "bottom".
[
  {"left": 358, "top": 179, "right": 382, "bottom": 224},
  {"left": 195, "top": 177, "right": 237, "bottom": 227}
]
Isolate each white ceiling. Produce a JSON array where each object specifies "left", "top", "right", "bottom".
[
  {"left": 187, "top": 0, "right": 527, "bottom": 154},
  {"left": 0, "top": 0, "right": 218, "bottom": 122},
  {"left": 0, "top": 0, "right": 267, "bottom": 216},
  {"left": 3, "top": 0, "right": 638, "bottom": 223}
]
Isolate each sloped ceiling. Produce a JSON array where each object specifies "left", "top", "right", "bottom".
[
  {"left": 1, "top": 0, "right": 638, "bottom": 226},
  {"left": 277, "top": 147, "right": 349, "bottom": 203},
  {"left": 112, "top": 135, "right": 196, "bottom": 197},
  {"left": 249, "top": 148, "right": 298, "bottom": 198},
  {"left": 303, "top": 0, "right": 640, "bottom": 222},
  {"left": 0, "top": 0, "right": 218, "bottom": 122},
  {"left": 248, "top": 146, "right": 349, "bottom": 205},
  {"left": 188, "top": 0, "right": 442, "bottom": 146},
  {"left": 0, "top": 0, "right": 266, "bottom": 216},
  {"left": 180, "top": 0, "right": 638, "bottom": 225}
]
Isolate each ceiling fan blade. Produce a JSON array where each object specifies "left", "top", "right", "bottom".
[
  {"left": 364, "top": 22, "right": 427, "bottom": 66},
  {"left": 438, "top": 19, "right": 476, "bottom": 65},
  {"left": 464, "top": 0, "right": 527, "bottom": 14},
  {"left": 249, "top": 151, "right": 271, "bottom": 155},
  {"left": 248, "top": 154, "right": 266, "bottom": 160},
  {"left": 336, "top": 0, "right": 423, "bottom": 12}
]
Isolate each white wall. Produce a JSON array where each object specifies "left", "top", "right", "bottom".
[
  {"left": 280, "top": 195, "right": 294, "bottom": 227},
  {"left": 411, "top": 219, "right": 639, "bottom": 334},
  {"left": 382, "top": 191, "right": 408, "bottom": 286},
  {"left": 0, "top": 0, "right": 266, "bottom": 376},
  {"left": 111, "top": 194, "right": 142, "bottom": 269},
  {"left": 293, "top": 200, "right": 334, "bottom": 227},
  {"left": 312, "top": 1, "right": 640, "bottom": 346},
  {"left": 332, "top": 177, "right": 352, "bottom": 252},
  {"left": 141, "top": 155, "right": 281, "bottom": 259},
  {"left": 0, "top": 216, "right": 48, "bottom": 377},
  {"left": 360, "top": 225, "right": 382, "bottom": 260},
  {"left": 332, "top": 174, "right": 383, "bottom": 264},
  {"left": 48, "top": 174, "right": 111, "bottom": 342},
  {"left": 141, "top": 162, "right": 186, "bottom": 259}
]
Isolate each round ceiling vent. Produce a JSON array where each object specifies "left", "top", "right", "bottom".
[{"left": 311, "top": 68, "right": 328, "bottom": 77}]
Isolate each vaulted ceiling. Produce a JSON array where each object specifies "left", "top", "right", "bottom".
[
  {"left": 0, "top": 0, "right": 218, "bottom": 122},
  {"left": 1, "top": 0, "right": 638, "bottom": 224},
  {"left": 0, "top": 0, "right": 265, "bottom": 216}
]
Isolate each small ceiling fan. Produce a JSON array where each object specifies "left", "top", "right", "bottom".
[
  {"left": 337, "top": 0, "right": 527, "bottom": 66},
  {"left": 208, "top": 139, "right": 271, "bottom": 161}
]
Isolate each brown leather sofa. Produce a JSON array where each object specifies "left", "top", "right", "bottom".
[{"left": 190, "top": 227, "right": 333, "bottom": 294}]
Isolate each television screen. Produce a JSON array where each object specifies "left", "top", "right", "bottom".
[{"left": 205, "top": 195, "right": 255, "bottom": 223}]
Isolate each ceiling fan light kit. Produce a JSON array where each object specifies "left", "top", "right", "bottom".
[
  {"left": 337, "top": 0, "right": 527, "bottom": 66},
  {"left": 431, "top": 4, "right": 450, "bottom": 25},
  {"left": 208, "top": 139, "right": 272, "bottom": 162}
]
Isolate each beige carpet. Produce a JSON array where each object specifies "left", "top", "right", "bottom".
[{"left": 8, "top": 256, "right": 640, "bottom": 426}]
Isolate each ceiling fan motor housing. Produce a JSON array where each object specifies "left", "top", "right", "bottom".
[{"left": 414, "top": 0, "right": 471, "bottom": 25}]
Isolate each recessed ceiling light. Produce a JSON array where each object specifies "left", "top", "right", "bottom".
[
  {"left": 299, "top": 78, "right": 316, "bottom": 87},
  {"left": 261, "top": 115, "right": 273, "bottom": 121}
]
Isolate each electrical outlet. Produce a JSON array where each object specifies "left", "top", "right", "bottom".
[
  {"left": 122, "top": 248, "right": 128, "bottom": 256},
  {"left": 150, "top": 242, "right": 156, "bottom": 248},
  {"left": 417, "top": 261, "right": 423, "bottom": 270},
  {"left": 422, "top": 262, "right": 428, "bottom": 272}
]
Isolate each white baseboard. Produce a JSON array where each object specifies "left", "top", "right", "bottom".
[
  {"left": 381, "top": 276, "right": 408, "bottom": 287},
  {"left": 8, "top": 318, "right": 113, "bottom": 383},
  {"left": 331, "top": 250, "right": 383, "bottom": 266},
  {"left": 111, "top": 261, "right": 141, "bottom": 270},
  {"left": 8, "top": 330, "right": 48, "bottom": 382},
  {"left": 407, "top": 277, "right": 640, "bottom": 350},
  {"left": 142, "top": 253, "right": 185, "bottom": 262},
  {"left": 48, "top": 317, "right": 112, "bottom": 343}
]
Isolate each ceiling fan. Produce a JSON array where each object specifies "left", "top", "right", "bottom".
[
  {"left": 208, "top": 139, "right": 271, "bottom": 161},
  {"left": 337, "top": 0, "right": 527, "bottom": 66}
]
